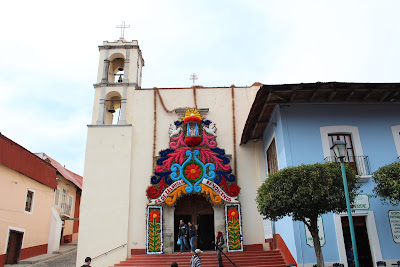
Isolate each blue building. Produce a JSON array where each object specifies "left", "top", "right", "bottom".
[{"left": 241, "top": 82, "right": 400, "bottom": 267}]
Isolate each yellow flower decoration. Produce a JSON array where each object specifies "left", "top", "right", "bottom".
[
  {"left": 200, "top": 184, "right": 222, "bottom": 204},
  {"left": 165, "top": 185, "right": 187, "bottom": 205},
  {"left": 181, "top": 108, "right": 203, "bottom": 121}
]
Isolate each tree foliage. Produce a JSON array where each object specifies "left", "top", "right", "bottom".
[
  {"left": 256, "top": 162, "right": 359, "bottom": 267},
  {"left": 256, "top": 162, "right": 359, "bottom": 221},
  {"left": 373, "top": 162, "right": 400, "bottom": 205}
]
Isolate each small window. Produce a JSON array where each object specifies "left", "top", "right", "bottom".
[
  {"left": 266, "top": 139, "right": 278, "bottom": 175},
  {"left": 328, "top": 134, "right": 358, "bottom": 172},
  {"left": 25, "top": 189, "right": 34, "bottom": 213},
  {"left": 68, "top": 195, "right": 73, "bottom": 215},
  {"left": 60, "top": 187, "right": 68, "bottom": 214},
  {"left": 54, "top": 189, "right": 60, "bottom": 206}
]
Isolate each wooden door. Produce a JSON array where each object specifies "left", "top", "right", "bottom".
[
  {"left": 175, "top": 194, "right": 214, "bottom": 225},
  {"left": 5, "top": 230, "right": 23, "bottom": 264},
  {"left": 341, "top": 216, "right": 373, "bottom": 267},
  {"left": 174, "top": 195, "right": 214, "bottom": 251}
]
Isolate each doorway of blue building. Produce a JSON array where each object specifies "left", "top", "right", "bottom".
[{"left": 341, "top": 216, "right": 373, "bottom": 267}]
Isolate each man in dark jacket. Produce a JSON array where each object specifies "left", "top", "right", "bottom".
[
  {"left": 188, "top": 222, "right": 196, "bottom": 253},
  {"left": 81, "top": 257, "right": 91, "bottom": 267},
  {"left": 178, "top": 219, "right": 191, "bottom": 253}
]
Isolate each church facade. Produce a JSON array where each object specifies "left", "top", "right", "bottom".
[{"left": 76, "top": 39, "right": 269, "bottom": 267}]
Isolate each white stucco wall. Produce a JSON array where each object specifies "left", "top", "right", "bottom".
[{"left": 76, "top": 126, "right": 132, "bottom": 267}]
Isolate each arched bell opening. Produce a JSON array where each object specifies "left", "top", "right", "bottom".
[
  {"left": 173, "top": 194, "right": 215, "bottom": 252},
  {"left": 108, "top": 53, "right": 125, "bottom": 83},
  {"left": 104, "top": 91, "right": 122, "bottom": 125}
]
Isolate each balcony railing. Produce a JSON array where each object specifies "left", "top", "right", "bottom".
[
  {"left": 324, "top": 156, "right": 371, "bottom": 176},
  {"left": 60, "top": 203, "right": 71, "bottom": 217}
]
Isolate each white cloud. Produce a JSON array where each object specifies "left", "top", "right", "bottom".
[{"left": 1, "top": 0, "right": 399, "bottom": 175}]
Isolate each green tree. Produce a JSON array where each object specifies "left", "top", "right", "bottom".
[
  {"left": 256, "top": 162, "right": 359, "bottom": 267},
  {"left": 373, "top": 162, "right": 400, "bottom": 205}
]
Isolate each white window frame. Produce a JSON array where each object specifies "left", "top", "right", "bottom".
[
  {"left": 320, "top": 125, "right": 371, "bottom": 181},
  {"left": 60, "top": 187, "right": 68, "bottom": 215},
  {"left": 4, "top": 226, "right": 25, "bottom": 254},
  {"left": 391, "top": 125, "right": 400, "bottom": 158},
  {"left": 24, "top": 188, "right": 35, "bottom": 214},
  {"left": 68, "top": 194, "right": 74, "bottom": 216},
  {"left": 54, "top": 188, "right": 60, "bottom": 207},
  {"left": 333, "top": 211, "right": 382, "bottom": 267}
]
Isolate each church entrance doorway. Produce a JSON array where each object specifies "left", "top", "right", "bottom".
[{"left": 174, "top": 195, "right": 215, "bottom": 252}]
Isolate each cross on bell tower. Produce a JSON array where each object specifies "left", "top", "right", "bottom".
[
  {"left": 116, "top": 21, "right": 130, "bottom": 40},
  {"left": 190, "top": 73, "right": 198, "bottom": 85}
]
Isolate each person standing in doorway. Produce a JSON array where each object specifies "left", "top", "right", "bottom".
[
  {"left": 190, "top": 249, "right": 203, "bottom": 267},
  {"left": 188, "top": 222, "right": 196, "bottom": 253},
  {"left": 178, "top": 219, "right": 190, "bottom": 253},
  {"left": 346, "top": 245, "right": 355, "bottom": 267},
  {"left": 216, "top": 231, "right": 224, "bottom": 267}
]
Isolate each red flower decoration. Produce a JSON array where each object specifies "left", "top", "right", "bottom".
[
  {"left": 184, "top": 136, "right": 202, "bottom": 147},
  {"left": 184, "top": 163, "right": 201, "bottom": 180},
  {"left": 149, "top": 210, "right": 161, "bottom": 222},
  {"left": 227, "top": 208, "right": 239, "bottom": 220}
]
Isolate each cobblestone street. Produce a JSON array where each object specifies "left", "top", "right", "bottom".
[{"left": 29, "top": 249, "right": 77, "bottom": 267}]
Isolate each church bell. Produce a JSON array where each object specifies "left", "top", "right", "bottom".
[
  {"left": 118, "top": 63, "right": 124, "bottom": 71},
  {"left": 108, "top": 103, "right": 115, "bottom": 113}
]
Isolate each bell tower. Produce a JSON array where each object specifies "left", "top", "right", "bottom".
[
  {"left": 77, "top": 38, "right": 143, "bottom": 267},
  {"left": 93, "top": 39, "right": 144, "bottom": 125}
]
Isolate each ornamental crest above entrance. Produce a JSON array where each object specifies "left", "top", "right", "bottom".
[{"left": 146, "top": 108, "right": 240, "bottom": 206}]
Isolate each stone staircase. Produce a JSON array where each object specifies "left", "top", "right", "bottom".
[{"left": 112, "top": 250, "right": 288, "bottom": 267}]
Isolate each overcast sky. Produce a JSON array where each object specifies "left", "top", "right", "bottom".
[{"left": 1, "top": 0, "right": 399, "bottom": 175}]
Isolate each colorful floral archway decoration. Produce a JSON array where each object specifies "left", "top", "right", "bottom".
[{"left": 147, "top": 108, "right": 240, "bottom": 206}]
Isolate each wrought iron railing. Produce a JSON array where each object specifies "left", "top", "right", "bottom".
[
  {"left": 324, "top": 156, "right": 371, "bottom": 176},
  {"left": 92, "top": 243, "right": 127, "bottom": 261},
  {"left": 213, "top": 243, "right": 237, "bottom": 267}
]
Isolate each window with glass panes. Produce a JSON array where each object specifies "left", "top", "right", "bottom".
[
  {"left": 25, "top": 190, "right": 34, "bottom": 212},
  {"left": 266, "top": 138, "right": 278, "bottom": 175},
  {"left": 328, "top": 134, "right": 357, "bottom": 173}
]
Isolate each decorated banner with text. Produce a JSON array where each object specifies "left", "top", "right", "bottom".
[
  {"left": 146, "top": 109, "right": 240, "bottom": 206},
  {"left": 146, "top": 206, "right": 163, "bottom": 254},
  {"left": 225, "top": 203, "right": 243, "bottom": 252}
]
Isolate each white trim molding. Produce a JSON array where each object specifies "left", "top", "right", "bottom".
[
  {"left": 320, "top": 126, "right": 364, "bottom": 158},
  {"left": 320, "top": 125, "right": 371, "bottom": 182},
  {"left": 334, "top": 211, "right": 382, "bottom": 267},
  {"left": 391, "top": 125, "right": 400, "bottom": 157},
  {"left": 54, "top": 188, "right": 60, "bottom": 207}
]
